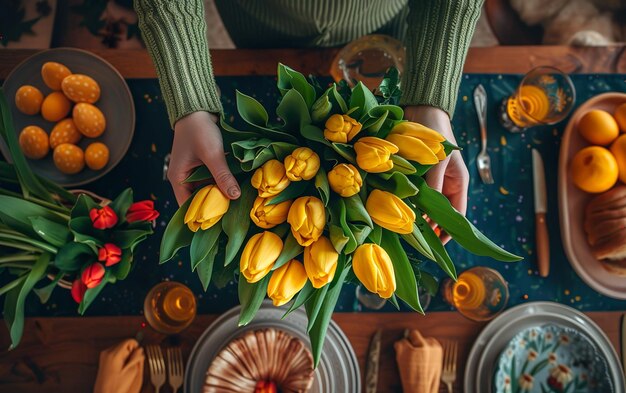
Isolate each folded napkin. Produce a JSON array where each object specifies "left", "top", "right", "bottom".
[
  {"left": 394, "top": 330, "right": 443, "bottom": 393},
  {"left": 94, "top": 339, "right": 145, "bottom": 393}
]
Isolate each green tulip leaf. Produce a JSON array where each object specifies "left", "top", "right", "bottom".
[
  {"left": 401, "top": 224, "right": 435, "bottom": 261},
  {"left": 277, "top": 89, "right": 312, "bottom": 132},
  {"left": 184, "top": 166, "right": 212, "bottom": 183},
  {"left": 236, "top": 90, "right": 269, "bottom": 126},
  {"left": 329, "top": 224, "right": 349, "bottom": 254},
  {"left": 33, "top": 274, "right": 62, "bottom": 304},
  {"left": 273, "top": 232, "right": 303, "bottom": 271},
  {"left": 390, "top": 155, "right": 417, "bottom": 175},
  {"left": 271, "top": 222, "right": 290, "bottom": 239},
  {"left": 68, "top": 216, "right": 102, "bottom": 247},
  {"left": 314, "top": 168, "right": 330, "bottom": 206},
  {"left": 388, "top": 293, "right": 400, "bottom": 310},
  {"left": 378, "top": 67, "right": 402, "bottom": 105},
  {"left": 367, "top": 172, "right": 419, "bottom": 199},
  {"left": 190, "top": 225, "right": 221, "bottom": 271},
  {"left": 381, "top": 230, "right": 423, "bottom": 313},
  {"left": 109, "top": 188, "right": 133, "bottom": 224},
  {"left": 70, "top": 193, "right": 99, "bottom": 219},
  {"left": 349, "top": 82, "right": 378, "bottom": 119},
  {"left": 307, "top": 256, "right": 349, "bottom": 366},
  {"left": 159, "top": 193, "right": 195, "bottom": 264},
  {"left": 113, "top": 251, "right": 132, "bottom": 280},
  {"left": 367, "top": 224, "right": 382, "bottom": 245},
  {"left": 331, "top": 143, "right": 356, "bottom": 164},
  {"left": 283, "top": 280, "right": 315, "bottom": 319},
  {"left": 277, "top": 64, "right": 316, "bottom": 108},
  {"left": 368, "top": 105, "right": 404, "bottom": 120},
  {"left": 197, "top": 241, "right": 218, "bottom": 291},
  {"left": 219, "top": 115, "right": 261, "bottom": 140},
  {"left": 3, "top": 252, "right": 49, "bottom": 348},
  {"left": 329, "top": 198, "right": 357, "bottom": 254},
  {"left": 362, "top": 109, "right": 388, "bottom": 135},
  {"left": 413, "top": 215, "right": 457, "bottom": 280},
  {"left": 0, "top": 195, "right": 66, "bottom": 239},
  {"left": 54, "top": 242, "right": 94, "bottom": 271},
  {"left": 266, "top": 181, "right": 308, "bottom": 205},
  {"left": 29, "top": 216, "right": 71, "bottom": 248},
  {"left": 344, "top": 195, "right": 373, "bottom": 228},
  {"left": 238, "top": 274, "right": 270, "bottom": 326},
  {"left": 411, "top": 177, "right": 522, "bottom": 262},
  {"left": 305, "top": 284, "right": 330, "bottom": 332},
  {"left": 79, "top": 270, "right": 110, "bottom": 315},
  {"left": 222, "top": 181, "right": 255, "bottom": 266},
  {"left": 110, "top": 228, "right": 153, "bottom": 249},
  {"left": 418, "top": 270, "right": 439, "bottom": 296},
  {"left": 301, "top": 124, "right": 331, "bottom": 147},
  {"left": 212, "top": 256, "right": 237, "bottom": 289},
  {"left": 348, "top": 223, "right": 372, "bottom": 245}
]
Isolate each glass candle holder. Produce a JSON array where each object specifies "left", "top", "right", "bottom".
[
  {"left": 144, "top": 281, "right": 197, "bottom": 334},
  {"left": 500, "top": 66, "right": 576, "bottom": 133},
  {"left": 442, "top": 266, "right": 509, "bottom": 322}
]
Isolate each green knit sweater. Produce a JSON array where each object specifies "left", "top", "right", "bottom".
[{"left": 134, "top": 0, "right": 483, "bottom": 127}]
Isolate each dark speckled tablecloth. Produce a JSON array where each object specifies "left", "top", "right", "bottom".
[{"left": 19, "top": 74, "right": 626, "bottom": 318}]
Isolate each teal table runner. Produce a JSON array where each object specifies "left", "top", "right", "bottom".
[{"left": 18, "top": 74, "right": 626, "bottom": 317}]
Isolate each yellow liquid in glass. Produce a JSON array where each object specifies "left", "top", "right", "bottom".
[
  {"left": 144, "top": 282, "right": 197, "bottom": 334},
  {"left": 444, "top": 267, "right": 508, "bottom": 321},
  {"left": 506, "top": 85, "right": 550, "bottom": 127}
]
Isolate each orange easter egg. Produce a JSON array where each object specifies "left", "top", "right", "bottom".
[
  {"left": 61, "top": 74, "right": 101, "bottom": 104},
  {"left": 15, "top": 85, "right": 44, "bottom": 115},
  {"left": 73, "top": 103, "right": 106, "bottom": 137},
  {"left": 53, "top": 143, "right": 85, "bottom": 174},
  {"left": 41, "top": 62, "right": 72, "bottom": 91},
  {"left": 41, "top": 92, "right": 72, "bottom": 122},
  {"left": 19, "top": 125, "right": 49, "bottom": 159},
  {"left": 50, "top": 118, "right": 82, "bottom": 149},
  {"left": 85, "top": 142, "right": 110, "bottom": 170}
]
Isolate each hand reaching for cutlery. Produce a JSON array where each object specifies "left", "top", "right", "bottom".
[
  {"left": 169, "top": 111, "right": 241, "bottom": 206},
  {"left": 404, "top": 106, "right": 469, "bottom": 243}
]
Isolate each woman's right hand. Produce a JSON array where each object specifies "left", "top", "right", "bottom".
[{"left": 169, "top": 111, "right": 241, "bottom": 205}]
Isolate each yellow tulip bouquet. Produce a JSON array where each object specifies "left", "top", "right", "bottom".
[{"left": 161, "top": 65, "right": 521, "bottom": 365}]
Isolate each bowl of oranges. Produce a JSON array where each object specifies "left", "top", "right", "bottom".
[
  {"left": 1, "top": 48, "right": 134, "bottom": 186},
  {"left": 559, "top": 92, "right": 626, "bottom": 298}
]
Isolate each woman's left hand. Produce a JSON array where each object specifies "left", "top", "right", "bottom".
[{"left": 404, "top": 105, "right": 469, "bottom": 243}]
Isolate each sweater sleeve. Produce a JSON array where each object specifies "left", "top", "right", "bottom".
[
  {"left": 134, "top": 0, "right": 223, "bottom": 128},
  {"left": 400, "top": 0, "right": 483, "bottom": 118}
]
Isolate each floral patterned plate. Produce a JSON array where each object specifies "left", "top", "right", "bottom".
[{"left": 494, "top": 324, "right": 613, "bottom": 392}]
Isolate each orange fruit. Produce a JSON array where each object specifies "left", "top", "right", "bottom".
[
  {"left": 615, "top": 102, "right": 626, "bottom": 133},
  {"left": 570, "top": 146, "right": 618, "bottom": 193},
  {"left": 84, "top": 142, "right": 109, "bottom": 170},
  {"left": 41, "top": 92, "right": 72, "bottom": 122},
  {"left": 50, "top": 118, "right": 82, "bottom": 149},
  {"left": 18, "top": 126, "right": 49, "bottom": 159},
  {"left": 53, "top": 143, "right": 85, "bottom": 174},
  {"left": 610, "top": 134, "right": 626, "bottom": 184},
  {"left": 15, "top": 85, "right": 43, "bottom": 115},
  {"left": 41, "top": 62, "right": 72, "bottom": 91},
  {"left": 578, "top": 109, "right": 619, "bottom": 145},
  {"left": 61, "top": 74, "right": 100, "bottom": 104},
  {"left": 73, "top": 103, "right": 106, "bottom": 137}
]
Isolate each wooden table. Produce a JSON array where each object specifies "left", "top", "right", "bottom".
[{"left": 1, "top": 46, "right": 625, "bottom": 392}]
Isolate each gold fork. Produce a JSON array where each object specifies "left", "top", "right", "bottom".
[
  {"left": 167, "top": 347, "right": 184, "bottom": 393},
  {"left": 146, "top": 345, "right": 166, "bottom": 393},
  {"left": 441, "top": 340, "right": 458, "bottom": 393}
]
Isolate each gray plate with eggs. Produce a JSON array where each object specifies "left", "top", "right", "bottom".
[
  {"left": 1, "top": 47, "right": 135, "bottom": 187},
  {"left": 185, "top": 300, "right": 361, "bottom": 393}
]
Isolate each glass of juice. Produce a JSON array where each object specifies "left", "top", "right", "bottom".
[
  {"left": 144, "top": 281, "right": 197, "bottom": 334},
  {"left": 442, "top": 266, "right": 509, "bottom": 322},
  {"left": 500, "top": 66, "right": 576, "bottom": 132}
]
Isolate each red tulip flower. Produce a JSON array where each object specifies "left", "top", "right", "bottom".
[
  {"left": 71, "top": 279, "right": 87, "bottom": 303},
  {"left": 126, "top": 200, "right": 160, "bottom": 223},
  {"left": 89, "top": 206, "right": 118, "bottom": 229},
  {"left": 81, "top": 263, "right": 105, "bottom": 288},
  {"left": 98, "top": 243, "right": 122, "bottom": 267}
]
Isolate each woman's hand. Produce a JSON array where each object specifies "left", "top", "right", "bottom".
[
  {"left": 404, "top": 105, "right": 469, "bottom": 243},
  {"left": 169, "top": 111, "right": 241, "bottom": 205}
]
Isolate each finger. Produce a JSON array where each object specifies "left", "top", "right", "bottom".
[
  {"left": 199, "top": 149, "right": 241, "bottom": 200},
  {"left": 425, "top": 161, "right": 447, "bottom": 193},
  {"left": 167, "top": 165, "right": 194, "bottom": 206}
]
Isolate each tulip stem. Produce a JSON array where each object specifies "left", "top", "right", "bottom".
[
  {"left": 0, "top": 262, "right": 36, "bottom": 269},
  {"left": 0, "top": 276, "right": 27, "bottom": 296},
  {"left": 0, "top": 240, "right": 40, "bottom": 253},
  {"left": 0, "top": 233, "right": 57, "bottom": 254},
  {"left": 0, "top": 188, "right": 71, "bottom": 219},
  {"left": 0, "top": 254, "right": 38, "bottom": 264}
]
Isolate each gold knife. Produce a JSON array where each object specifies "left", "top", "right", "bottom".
[
  {"left": 365, "top": 329, "right": 382, "bottom": 393},
  {"left": 621, "top": 313, "right": 626, "bottom": 376}
]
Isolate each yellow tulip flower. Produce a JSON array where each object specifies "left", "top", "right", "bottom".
[
  {"left": 287, "top": 196, "right": 326, "bottom": 246},
  {"left": 327, "top": 163, "right": 362, "bottom": 197},
  {"left": 184, "top": 185, "right": 230, "bottom": 232},
  {"left": 240, "top": 231, "right": 283, "bottom": 283},
  {"left": 267, "top": 259, "right": 308, "bottom": 306},
  {"left": 324, "top": 114, "right": 362, "bottom": 143},
  {"left": 354, "top": 136, "right": 399, "bottom": 173},
  {"left": 249, "top": 196, "right": 292, "bottom": 229},
  {"left": 251, "top": 159, "right": 290, "bottom": 198},
  {"left": 386, "top": 122, "right": 447, "bottom": 165},
  {"left": 365, "top": 189, "right": 415, "bottom": 234},
  {"left": 304, "top": 236, "right": 338, "bottom": 288},
  {"left": 284, "top": 147, "right": 320, "bottom": 181},
  {"left": 353, "top": 243, "right": 396, "bottom": 298}
]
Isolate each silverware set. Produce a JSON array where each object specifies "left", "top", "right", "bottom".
[
  {"left": 474, "top": 84, "right": 494, "bottom": 185},
  {"left": 441, "top": 340, "right": 459, "bottom": 393},
  {"left": 146, "top": 345, "right": 184, "bottom": 393}
]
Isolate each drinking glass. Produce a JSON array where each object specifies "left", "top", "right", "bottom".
[
  {"left": 500, "top": 66, "right": 576, "bottom": 132},
  {"left": 144, "top": 281, "right": 197, "bottom": 334},
  {"left": 442, "top": 266, "right": 508, "bottom": 322}
]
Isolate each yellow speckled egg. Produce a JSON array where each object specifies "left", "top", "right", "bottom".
[
  {"left": 41, "top": 92, "right": 72, "bottom": 122},
  {"left": 53, "top": 143, "right": 85, "bottom": 174},
  {"left": 85, "top": 142, "right": 110, "bottom": 170},
  {"left": 15, "top": 85, "right": 44, "bottom": 115},
  {"left": 61, "top": 74, "right": 101, "bottom": 104},
  {"left": 19, "top": 126, "right": 49, "bottom": 159},
  {"left": 73, "top": 103, "right": 106, "bottom": 137},
  {"left": 41, "top": 62, "right": 72, "bottom": 91},
  {"left": 50, "top": 118, "right": 82, "bottom": 149}
]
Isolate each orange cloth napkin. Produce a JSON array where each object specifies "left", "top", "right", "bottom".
[
  {"left": 394, "top": 330, "right": 443, "bottom": 393},
  {"left": 94, "top": 339, "right": 145, "bottom": 393}
]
